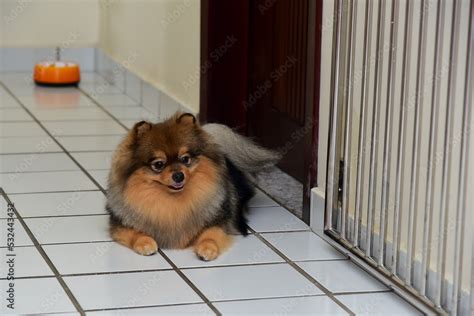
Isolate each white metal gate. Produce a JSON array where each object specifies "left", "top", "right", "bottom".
[{"left": 324, "top": 0, "right": 473, "bottom": 314}]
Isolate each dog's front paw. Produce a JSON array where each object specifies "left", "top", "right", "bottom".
[
  {"left": 195, "top": 241, "right": 219, "bottom": 261},
  {"left": 133, "top": 236, "right": 158, "bottom": 256}
]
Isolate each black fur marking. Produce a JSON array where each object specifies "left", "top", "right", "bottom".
[
  {"left": 106, "top": 204, "right": 124, "bottom": 228},
  {"left": 225, "top": 157, "right": 255, "bottom": 236},
  {"left": 208, "top": 195, "right": 233, "bottom": 228},
  {"left": 121, "top": 160, "right": 145, "bottom": 185},
  {"left": 176, "top": 113, "right": 196, "bottom": 124},
  {"left": 133, "top": 120, "right": 148, "bottom": 130}
]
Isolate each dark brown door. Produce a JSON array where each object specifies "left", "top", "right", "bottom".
[
  {"left": 246, "top": 0, "right": 310, "bottom": 182},
  {"left": 200, "top": 0, "right": 323, "bottom": 223}
]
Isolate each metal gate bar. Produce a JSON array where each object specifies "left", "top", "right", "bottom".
[{"left": 324, "top": 0, "right": 473, "bottom": 314}]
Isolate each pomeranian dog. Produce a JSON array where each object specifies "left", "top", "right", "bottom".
[{"left": 106, "top": 112, "right": 279, "bottom": 261}]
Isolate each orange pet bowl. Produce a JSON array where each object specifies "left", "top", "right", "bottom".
[{"left": 34, "top": 61, "right": 81, "bottom": 86}]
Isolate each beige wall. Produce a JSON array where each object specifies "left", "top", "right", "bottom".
[
  {"left": 0, "top": 0, "right": 99, "bottom": 47},
  {"left": 99, "top": 0, "right": 200, "bottom": 112},
  {"left": 0, "top": 0, "right": 200, "bottom": 111}
]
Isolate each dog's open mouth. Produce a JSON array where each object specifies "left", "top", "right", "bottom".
[{"left": 168, "top": 183, "right": 184, "bottom": 192}]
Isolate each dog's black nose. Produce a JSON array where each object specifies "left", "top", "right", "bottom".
[{"left": 172, "top": 172, "right": 185, "bottom": 183}]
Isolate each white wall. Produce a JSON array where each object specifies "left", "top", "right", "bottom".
[
  {"left": 316, "top": 0, "right": 334, "bottom": 190},
  {"left": 0, "top": 0, "right": 99, "bottom": 47},
  {"left": 99, "top": 0, "right": 201, "bottom": 112}
]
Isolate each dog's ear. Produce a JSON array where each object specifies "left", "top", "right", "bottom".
[
  {"left": 132, "top": 121, "right": 152, "bottom": 138},
  {"left": 176, "top": 113, "right": 197, "bottom": 125}
]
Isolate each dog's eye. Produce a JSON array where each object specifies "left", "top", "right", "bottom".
[
  {"left": 180, "top": 155, "right": 191, "bottom": 166},
  {"left": 151, "top": 160, "right": 165, "bottom": 172}
]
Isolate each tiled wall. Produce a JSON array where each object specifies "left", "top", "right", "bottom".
[
  {"left": 94, "top": 49, "right": 192, "bottom": 117},
  {"left": 0, "top": 47, "right": 193, "bottom": 117},
  {"left": 0, "top": 47, "right": 95, "bottom": 73}
]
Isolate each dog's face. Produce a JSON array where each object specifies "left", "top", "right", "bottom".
[{"left": 128, "top": 113, "right": 215, "bottom": 194}]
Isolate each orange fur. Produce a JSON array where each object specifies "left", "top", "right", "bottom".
[
  {"left": 122, "top": 156, "right": 222, "bottom": 248},
  {"left": 111, "top": 226, "right": 158, "bottom": 256},
  {"left": 106, "top": 113, "right": 251, "bottom": 257},
  {"left": 194, "top": 227, "right": 233, "bottom": 261}
]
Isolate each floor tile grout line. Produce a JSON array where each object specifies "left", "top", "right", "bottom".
[
  {"left": 0, "top": 82, "right": 107, "bottom": 195},
  {"left": 3, "top": 76, "right": 379, "bottom": 314},
  {"left": 0, "top": 120, "right": 34, "bottom": 123},
  {"left": 8, "top": 215, "right": 310, "bottom": 230},
  {"left": 201, "top": 292, "right": 396, "bottom": 305},
  {"left": 192, "top": 293, "right": 328, "bottom": 304},
  {"left": 246, "top": 204, "right": 285, "bottom": 209},
  {"left": 7, "top": 189, "right": 101, "bottom": 195},
  {"left": 0, "top": 151, "right": 65, "bottom": 156},
  {"left": 249, "top": 227, "right": 356, "bottom": 316},
  {"left": 1, "top": 151, "right": 115, "bottom": 157},
  {"left": 0, "top": 168, "right": 110, "bottom": 175},
  {"left": 157, "top": 249, "right": 222, "bottom": 316},
  {"left": 251, "top": 229, "right": 310, "bottom": 233},
  {"left": 64, "top": 150, "right": 115, "bottom": 153},
  {"left": 0, "top": 245, "right": 354, "bottom": 276},
  {"left": 0, "top": 189, "right": 86, "bottom": 315},
  {"left": 0, "top": 168, "right": 83, "bottom": 175},
  {"left": 1, "top": 264, "right": 397, "bottom": 287},
  {"left": 1, "top": 275, "right": 57, "bottom": 281},
  {"left": 1, "top": 213, "right": 108, "bottom": 220},
  {"left": 0, "top": 240, "right": 114, "bottom": 248},
  {"left": 333, "top": 289, "right": 394, "bottom": 296},
  {"left": 82, "top": 293, "right": 336, "bottom": 313},
  {"left": 162, "top": 260, "right": 334, "bottom": 271},
  {"left": 54, "top": 135, "right": 126, "bottom": 138},
  {"left": 72, "top": 95, "right": 402, "bottom": 315},
  {"left": 17, "top": 262, "right": 290, "bottom": 279},
  {"left": 84, "top": 301, "right": 211, "bottom": 313},
  {"left": 0, "top": 215, "right": 107, "bottom": 221},
  {"left": 77, "top": 87, "right": 136, "bottom": 131},
  {"left": 0, "top": 133, "right": 126, "bottom": 138},
  {"left": 8, "top": 82, "right": 219, "bottom": 316},
  {"left": 3, "top": 213, "right": 108, "bottom": 219},
  {"left": 79, "top": 78, "right": 181, "bottom": 131},
  {"left": 0, "top": 119, "right": 120, "bottom": 123}
]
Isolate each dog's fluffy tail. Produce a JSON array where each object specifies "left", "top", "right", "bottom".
[{"left": 203, "top": 123, "right": 281, "bottom": 173}]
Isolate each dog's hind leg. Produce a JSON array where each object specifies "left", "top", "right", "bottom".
[
  {"left": 110, "top": 224, "right": 158, "bottom": 256},
  {"left": 193, "top": 226, "right": 232, "bottom": 261}
]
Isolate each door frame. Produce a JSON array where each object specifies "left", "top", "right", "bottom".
[{"left": 200, "top": 0, "right": 324, "bottom": 224}]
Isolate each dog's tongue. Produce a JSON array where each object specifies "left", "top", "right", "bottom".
[{"left": 170, "top": 183, "right": 184, "bottom": 190}]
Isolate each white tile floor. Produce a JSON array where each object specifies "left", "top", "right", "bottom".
[{"left": 0, "top": 73, "right": 423, "bottom": 315}]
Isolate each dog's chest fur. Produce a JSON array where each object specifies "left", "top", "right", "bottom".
[{"left": 113, "top": 167, "right": 225, "bottom": 249}]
